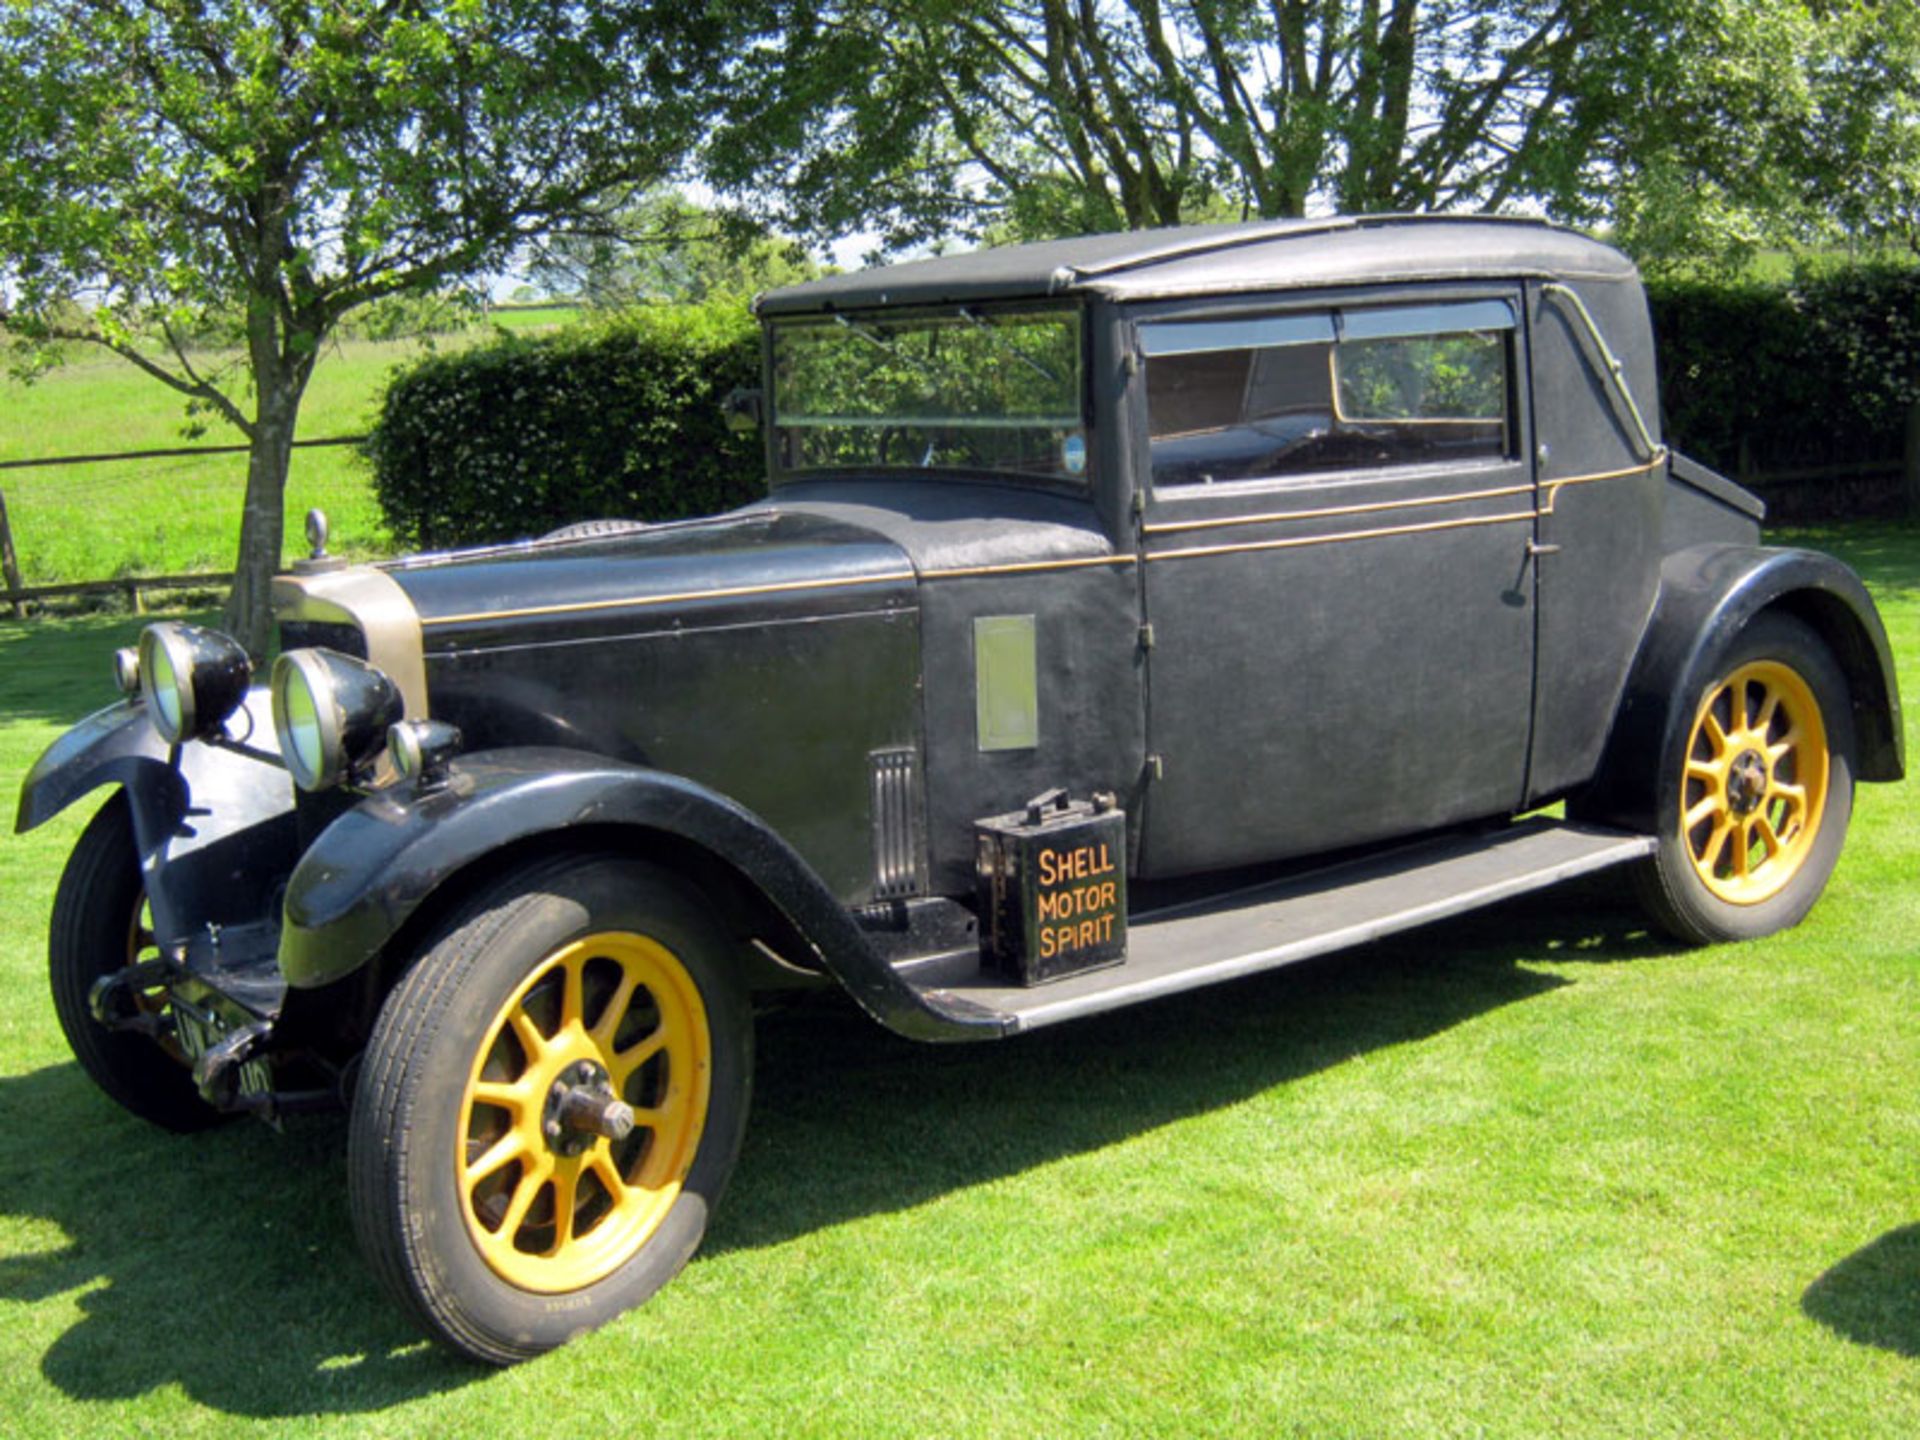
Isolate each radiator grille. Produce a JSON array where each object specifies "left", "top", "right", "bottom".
[{"left": 870, "top": 748, "right": 926, "bottom": 899}]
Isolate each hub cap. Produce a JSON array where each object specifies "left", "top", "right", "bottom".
[
  {"left": 459, "top": 932, "right": 711, "bottom": 1293},
  {"left": 1681, "top": 660, "right": 1829, "bottom": 905}
]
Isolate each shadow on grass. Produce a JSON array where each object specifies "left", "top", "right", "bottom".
[
  {"left": 0, "top": 881, "right": 1667, "bottom": 1417},
  {"left": 0, "top": 609, "right": 215, "bottom": 725},
  {"left": 1802, "top": 1223, "right": 1920, "bottom": 1357}
]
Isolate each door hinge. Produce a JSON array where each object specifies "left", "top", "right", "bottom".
[
  {"left": 1526, "top": 540, "right": 1562, "bottom": 558},
  {"left": 1146, "top": 753, "right": 1165, "bottom": 781},
  {"left": 1138, "top": 621, "right": 1155, "bottom": 651}
]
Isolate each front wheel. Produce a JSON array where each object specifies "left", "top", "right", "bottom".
[
  {"left": 1635, "top": 612, "right": 1856, "bottom": 944},
  {"left": 348, "top": 855, "right": 751, "bottom": 1364},
  {"left": 49, "top": 794, "right": 223, "bottom": 1132}
]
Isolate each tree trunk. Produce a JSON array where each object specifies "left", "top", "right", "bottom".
[{"left": 222, "top": 371, "right": 306, "bottom": 657}]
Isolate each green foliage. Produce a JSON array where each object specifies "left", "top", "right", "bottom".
[
  {"left": 367, "top": 304, "right": 765, "bottom": 549},
  {"left": 0, "top": 0, "right": 746, "bottom": 651},
  {"left": 529, "top": 189, "right": 823, "bottom": 308},
  {"left": 1649, "top": 263, "right": 1920, "bottom": 478},
  {"left": 710, "top": 0, "right": 1888, "bottom": 268}
]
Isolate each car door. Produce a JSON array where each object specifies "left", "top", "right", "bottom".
[{"left": 1130, "top": 288, "right": 1539, "bottom": 877}]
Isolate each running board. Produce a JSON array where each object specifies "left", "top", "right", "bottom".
[{"left": 907, "top": 818, "right": 1655, "bottom": 1034}]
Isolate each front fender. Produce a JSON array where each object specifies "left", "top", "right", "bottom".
[
  {"left": 1582, "top": 544, "right": 1904, "bottom": 831},
  {"left": 16, "top": 692, "right": 298, "bottom": 943},
  {"left": 279, "top": 749, "right": 1009, "bottom": 1041}
]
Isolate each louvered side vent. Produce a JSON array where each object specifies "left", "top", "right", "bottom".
[{"left": 870, "top": 747, "right": 927, "bottom": 900}]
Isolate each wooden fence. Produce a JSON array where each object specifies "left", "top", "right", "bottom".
[{"left": 0, "top": 436, "right": 363, "bottom": 618}]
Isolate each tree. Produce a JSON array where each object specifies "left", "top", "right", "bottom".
[
  {"left": 0, "top": 1, "right": 736, "bottom": 653},
  {"left": 705, "top": 1, "right": 1866, "bottom": 267},
  {"left": 526, "top": 190, "right": 822, "bottom": 308}
]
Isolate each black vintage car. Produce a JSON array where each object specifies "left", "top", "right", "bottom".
[{"left": 17, "top": 216, "right": 1904, "bottom": 1363}]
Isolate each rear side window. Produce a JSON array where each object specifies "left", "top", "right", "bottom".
[{"left": 1142, "top": 299, "right": 1516, "bottom": 487}]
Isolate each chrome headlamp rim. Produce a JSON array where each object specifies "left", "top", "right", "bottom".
[
  {"left": 138, "top": 624, "right": 196, "bottom": 742},
  {"left": 271, "top": 649, "right": 346, "bottom": 792},
  {"left": 135, "top": 622, "right": 250, "bottom": 744}
]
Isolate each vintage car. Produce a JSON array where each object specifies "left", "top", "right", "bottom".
[{"left": 17, "top": 216, "right": 1905, "bottom": 1363}]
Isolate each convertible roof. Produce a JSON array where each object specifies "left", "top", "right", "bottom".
[{"left": 755, "top": 214, "right": 1638, "bottom": 316}]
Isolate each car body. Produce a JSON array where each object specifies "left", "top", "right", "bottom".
[{"left": 17, "top": 215, "right": 1904, "bottom": 1363}]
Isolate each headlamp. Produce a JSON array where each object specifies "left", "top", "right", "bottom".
[
  {"left": 136, "top": 623, "right": 252, "bottom": 744},
  {"left": 270, "top": 648, "right": 403, "bottom": 792}
]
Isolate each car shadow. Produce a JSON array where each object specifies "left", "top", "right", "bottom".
[
  {"left": 0, "top": 610, "right": 215, "bottom": 725},
  {"left": 0, "top": 882, "right": 1667, "bottom": 1416},
  {"left": 1801, "top": 1223, "right": 1920, "bottom": 1357}
]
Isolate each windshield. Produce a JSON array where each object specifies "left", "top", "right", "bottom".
[{"left": 770, "top": 303, "right": 1086, "bottom": 483}]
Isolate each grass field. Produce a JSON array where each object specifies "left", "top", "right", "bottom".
[
  {"left": 0, "top": 311, "right": 577, "bottom": 589},
  {"left": 0, "top": 525, "right": 1914, "bottom": 1436}
]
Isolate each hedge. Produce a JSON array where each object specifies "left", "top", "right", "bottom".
[
  {"left": 1648, "top": 265, "right": 1920, "bottom": 488},
  {"left": 366, "top": 302, "right": 764, "bottom": 550}
]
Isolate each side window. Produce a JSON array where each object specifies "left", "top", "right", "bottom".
[{"left": 1142, "top": 299, "right": 1516, "bottom": 487}]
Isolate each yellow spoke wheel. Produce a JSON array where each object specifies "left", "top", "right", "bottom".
[
  {"left": 459, "top": 931, "right": 712, "bottom": 1293},
  {"left": 1679, "top": 659, "right": 1829, "bottom": 905},
  {"left": 350, "top": 856, "right": 750, "bottom": 1365},
  {"left": 1635, "top": 613, "right": 1855, "bottom": 946}
]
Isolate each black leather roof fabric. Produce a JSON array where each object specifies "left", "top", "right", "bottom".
[{"left": 755, "top": 215, "right": 1638, "bottom": 316}]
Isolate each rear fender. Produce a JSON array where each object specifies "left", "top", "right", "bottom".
[
  {"left": 1580, "top": 545, "right": 1904, "bottom": 831},
  {"left": 15, "top": 692, "right": 298, "bottom": 944},
  {"left": 279, "top": 748, "right": 1008, "bottom": 1041}
]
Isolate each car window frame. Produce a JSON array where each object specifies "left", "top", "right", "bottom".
[{"left": 1124, "top": 282, "right": 1533, "bottom": 513}]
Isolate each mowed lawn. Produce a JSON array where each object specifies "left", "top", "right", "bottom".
[
  {"left": 0, "top": 527, "right": 1915, "bottom": 1437},
  {"left": 0, "top": 309, "right": 577, "bottom": 588}
]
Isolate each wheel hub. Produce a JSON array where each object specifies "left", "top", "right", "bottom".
[
  {"left": 1725, "top": 748, "right": 1770, "bottom": 816},
  {"left": 540, "top": 1059, "right": 635, "bottom": 1157}
]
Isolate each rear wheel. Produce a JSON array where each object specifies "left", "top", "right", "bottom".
[
  {"left": 348, "top": 855, "right": 751, "bottom": 1364},
  {"left": 1635, "top": 613, "right": 1855, "bottom": 944},
  {"left": 48, "top": 794, "right": 221, "bottom": 1132}
]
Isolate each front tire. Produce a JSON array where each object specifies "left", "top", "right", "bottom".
[
  {"left": 49, "top": 794, "right": 222, "bottom": 1132},
  {"left": 1635, "top": 612, "right": 1855, "bottom": 944},
  {"left": 348, "top": 855, "right": 751, "bottom": 1364}
]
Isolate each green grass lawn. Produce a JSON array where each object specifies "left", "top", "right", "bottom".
[
  {"left": 0, "top": 528, "right": 1916, "bottom": 1436},
  {"left": 0, "top": 313, "right": 570, "bottom": 588}
]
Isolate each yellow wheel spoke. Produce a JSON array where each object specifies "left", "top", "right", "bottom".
[
  {"left": 1701, "top": 708, "right": 1729, "bottom": 754},
  {"left": 466, "top": 1131, "right": 526, "bottom": 1185},
  {"left": 548, "top": 1161, "right": 581, "bottom": 1252},
  {"left": 1731, "top": 821, "right": 1754, "bottom": 877},
  {"left": 508, "top": 1008, "right": 547, "bottom": 1063},
  {"left": 1752, "top": 689, "right": 1780, "bottom": 739},
  {"left": 610, "top": 1028, "right": 667, "bottom": 1089},
  {"left": 590, "top": 969, "right": 640, "bottom": 1048},
  {"left": 497, "top": 1152, "right": 554, "bottom": 1238},
  {"left": 1765, "top": 728, "right": 1800, "bottom": 763},
  {"left": 1686, "top": 758, "right": 1723, "bottom": 786},
  {"left": 471, "top": 1079, "right": 529, "bottom": 1112},
  {"left": 560, "top": 956, "right": 585, "bottom": 1030},
  {"left": 1754, "top": 814, "right": 1783, "bottom": 859},
  {"left": 588, "top": 1151, "right": 627, "bottom": 1204},
  {"left": 1684, "top": 794, "right": 1723, "bottom": 829}
]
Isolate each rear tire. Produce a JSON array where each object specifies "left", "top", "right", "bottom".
[
  {"left": 49, "top": 794, "right": 222, "bottom": 1132},
  {"left": 1635, "top": 612, "right": 1855, "bottom": 944},
  {"left": 348, "top": 854, "right": 751, "bottom": 1364}
]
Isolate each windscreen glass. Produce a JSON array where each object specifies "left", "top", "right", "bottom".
[{"left": 771, "top": 304, "right": 1086, "bottom": 483}]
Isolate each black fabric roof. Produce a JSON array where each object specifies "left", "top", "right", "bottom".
[{"left": 755, "top": 215, "right": 1637, "bottom": 316}]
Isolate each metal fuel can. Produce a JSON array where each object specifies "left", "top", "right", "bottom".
[{"left": 975, "top": 789, "right": 1127, "bottom": 985}]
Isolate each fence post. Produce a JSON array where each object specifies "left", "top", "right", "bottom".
[
  {"left": 0, "top": 483, "right": 24, "bottom": 619},
  {"left": 1906, "top": 400, "right": 1920, "bottom": 521}
]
